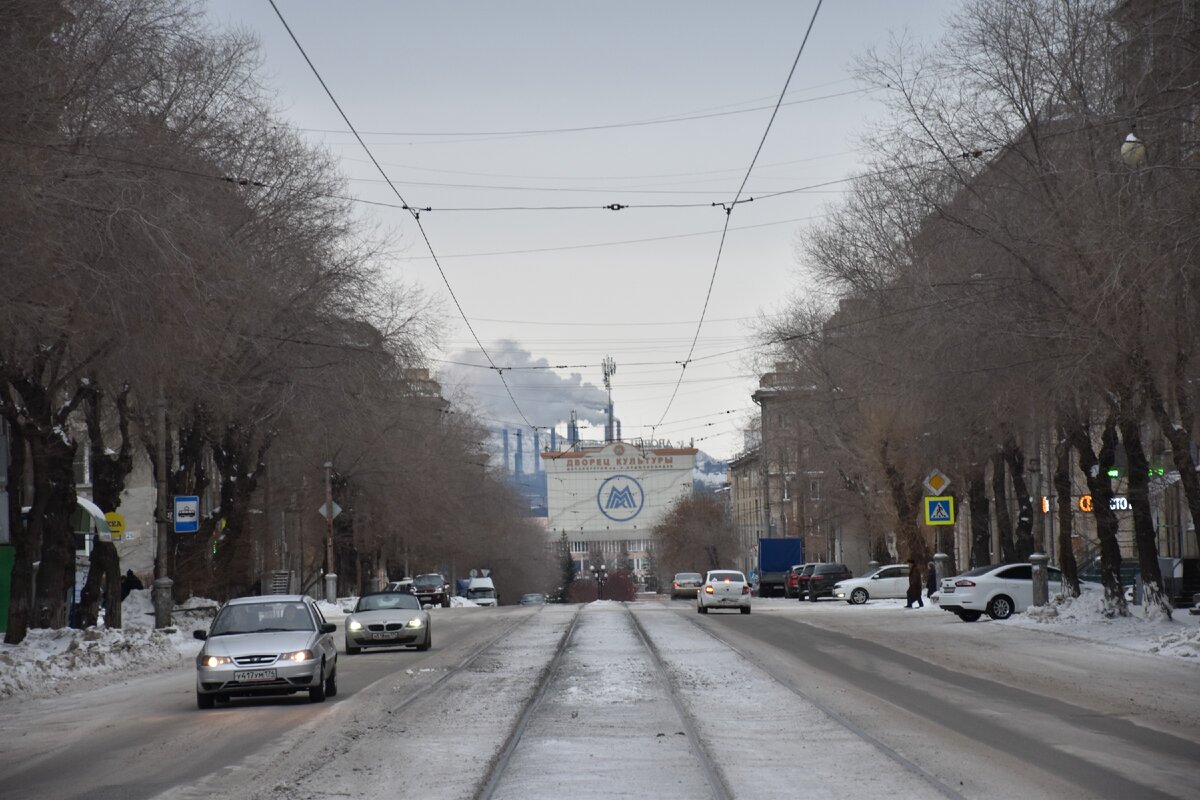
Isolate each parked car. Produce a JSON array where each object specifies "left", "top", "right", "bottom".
[
  {"left": 670, "top": 572, "right": 703, "bottom": 599},
  {"left": 783, "top": 564, "right": 809, "bottom": 599},
  {"left": 466, "top": 576, "right": 499, "bottom": 606},
  {"left": 697, "top": 570, "right": 751, "bottom": 614},
  {"left": 412, "top": 573, "right": 451, "bottom": 607},
  {"left": 386, "top": 578, "right": 414, "bottom": 593},
  {"left": 344, "top": 591, "right": 431, "bottom": 654},
  {"left": 796, "top": 563, "right": 818, "bottom": 599},
  {"left": 519, "top": 593, "right": 547, "bottom": 605},
  {"left": 938, "top": 563, "right": 1067, "bottom": 621},
  {"left": 833, "top": 563, "right": 911, "bottom": 604},
  {"left": 194, "top": 595, "right": 338, "bottom": 709},
  {"left": 806, "top": 563, "right": 853, "bottom": 601}
]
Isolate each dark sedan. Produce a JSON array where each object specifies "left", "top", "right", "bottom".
[{"left": 806, "top": 563, "right": 853, "bottom": 601}]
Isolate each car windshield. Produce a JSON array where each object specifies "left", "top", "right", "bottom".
[
  {"left": 356, "top": 592, "right": 421, "bottom": 612},
  {"left": 708, "top": 571, "right": 744, "bottom": 583},
  {"left": 675, "top": 573, "right": 701, "bottom": 582},
  {"left": 414, "top": 575, "right": 443, "bottom": 587},
  {"left": 801, "top": 565, "right": 816, "bottom": 576},
  {"left": 211, "top": 601, "right": 313, "bottom": 635},
  {"left": 467, "top": 587, "right": 496, "bottom": 599}
]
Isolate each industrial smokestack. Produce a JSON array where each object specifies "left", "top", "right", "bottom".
[
  {"left": 515, "top": 429, "right": 524, "bottom": 477},
  {"left": 533, "top": 430, "right": 541, "bottom": 472},
  {"left": 615, "top": 419, "right": 621, "bottom": 441},
  {"left": 501, "top": 428, "right": 509, "bottom": 474},
  {"left": 550, "top": 428, "right": 558, "bottom": 452},
  {"left": 568, "top": 411, "right": 578, "bottom": 448}
]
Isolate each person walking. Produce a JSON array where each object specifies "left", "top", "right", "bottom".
[
  {"left": 926, "top": 561, "right": 938, "bottom": 599},
  {"left": 905, "top": 559, "right": 924, "bottom": 608}
]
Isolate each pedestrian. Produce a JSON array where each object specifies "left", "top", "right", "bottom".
[
  {"left": 905, "top": 559, "right": 924, "bottom": 608},
  {"left": 926, "top": 561, "right": 938, "bottom": 599},
  {"left": 121, "top": 569, "right": 144, "bottom": 600}
]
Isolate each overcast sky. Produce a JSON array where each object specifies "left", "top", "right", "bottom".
[{"left": 204, "top": 0, "right": 961, "bottom": 460}]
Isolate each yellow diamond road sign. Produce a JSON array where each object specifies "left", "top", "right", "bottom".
[{"left": 924, "top": 469, "right": 951, "bottom": 495}]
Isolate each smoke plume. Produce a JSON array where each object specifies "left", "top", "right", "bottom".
[{"left": 440, "top": 340, "right": 609, "bottom": 430}]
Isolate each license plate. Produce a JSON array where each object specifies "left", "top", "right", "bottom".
[
  {"left": 942, "top": 587, "right": 955, "bottom": 594},
  {"left": 235, "top": 669, "right": 276, "bottom": 682},
  {"left": 371, "top": 632, "right": 397, "bottom": 640}
]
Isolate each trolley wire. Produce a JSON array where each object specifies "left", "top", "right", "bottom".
[
  {"left": 654, "top": 0, "right": 824, "bottom": 433},
  {"left": 268, "top": 0, "right": 539, "bottom": 431}
]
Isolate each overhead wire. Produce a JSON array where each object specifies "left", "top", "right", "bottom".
[
  {"left": 296, "top": 87, "right": 873, "bottom": 140},
  {"left": 653, "top": 0, "right": 825, "bottom": 433},
  {"left": 267, "top": 0, "right": 538, "bottom": 431}
]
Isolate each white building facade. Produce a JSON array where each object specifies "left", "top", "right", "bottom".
[{"left": 542, "top": 442, "right": 697, "bottom": 585}]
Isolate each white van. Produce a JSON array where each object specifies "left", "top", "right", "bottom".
[{"left": 466, "top": 577, "right": 498, "bottom": 607}]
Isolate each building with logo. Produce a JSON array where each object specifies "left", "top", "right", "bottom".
[{"left": 542, "top": 441, "right": 697, "bottom": 585}]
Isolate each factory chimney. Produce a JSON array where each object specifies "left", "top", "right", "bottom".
[
  {"left": 514, "top": 429, "right": 524, "bottom": 477},
  {"left": 501, "top": 428, "right": 509, "bottom": 474},
  {"left": 532, "top": 430, "right": 541, "bottom": 473}
]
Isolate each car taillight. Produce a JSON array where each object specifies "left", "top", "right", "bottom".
[
  {"left": 673, "top": 582, "right": 680, "bottom": 588},
  {"left": 741, "top": 585, "right": 751, "bottom": 595},
  {"left": 704, "top": 585, "right": 714, "bottom": 594},
  {"left": 955, "top": 579, "right": 976, "bottom": 587}
]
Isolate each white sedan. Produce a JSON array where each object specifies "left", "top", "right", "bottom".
[
  {"left": 832, "top": 563, "right": 911, "bottom": 604},
  {"left": 938, "top": 563, "right": 1066, "bottom": 621},
  {"left": 697, "top": 570, "right": 752, "bottom": 615}
]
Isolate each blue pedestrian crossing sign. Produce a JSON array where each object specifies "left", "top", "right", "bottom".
[{"left": 924, "top": 496, "right": 955, "bottom": 526}]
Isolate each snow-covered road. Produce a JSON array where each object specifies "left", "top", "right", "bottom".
[{"left": 2, "top": 595, "right": 1198, "bottom": 800}]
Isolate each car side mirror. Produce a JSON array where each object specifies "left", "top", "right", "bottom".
[
  {"left": 320, "top": 623, "right": 336, "bottom": 634},
  {"left": 193, "top": 630, "right": 208, "bottom": 640}
]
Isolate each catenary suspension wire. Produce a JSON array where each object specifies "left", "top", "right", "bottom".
[
  {"left": 654, "top": 0, "right": 824, "bottom": 433},
  {"left": 267, "top": 0, "right": 539, "bottom": 430}
]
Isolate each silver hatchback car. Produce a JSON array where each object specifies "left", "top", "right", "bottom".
[{"left": 194, "top": 595, "right": 338, "bottom": 709}]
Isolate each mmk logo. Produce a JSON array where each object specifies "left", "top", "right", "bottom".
[{"left": 597, "top": 474, "right": 644, "bottom": 522}]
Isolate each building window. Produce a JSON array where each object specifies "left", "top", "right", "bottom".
[{"left": 809, "top": 479, "right": 820, "bottom": 501}]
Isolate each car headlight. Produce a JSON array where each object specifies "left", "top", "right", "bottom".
[
  {"left": 406, "top": 618, "right": 425, "bottom": 628},
  {"left": 280, "top": 650, "right": 315, "bottom": 663},
  {"left": 200, "top": 655, "right": 232, "bottom": 668},
  {"left": 348, "top": 620, "right": 363, "bottom": 631}
]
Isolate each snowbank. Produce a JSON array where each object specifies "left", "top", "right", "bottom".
[
  {"left": 0, "top": 589, "right": 207, "bottom": 701},
  {"left": 1016, "top": 593, "right": 1200, "bottom": 659}
]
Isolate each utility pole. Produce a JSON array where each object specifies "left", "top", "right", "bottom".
[
  {"left": 153, "top": 392, "right": 173, "bottom": 628},
  {"left": 323, "top": 461, "right": 336, "bottom": 603}
]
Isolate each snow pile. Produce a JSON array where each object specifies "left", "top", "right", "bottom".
[
  {"left": 1014, "top": 593, "right": 1200, "bottom": 659},
  {"left": 1148, "top": 628, "right": 1200, "bottom": 658},
  {"left": 449, "top": 595, "right": 479, "bottom": 607}
]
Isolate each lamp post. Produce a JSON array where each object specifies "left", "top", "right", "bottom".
[
  {"left": 1120, "top": 132, "right": 1146, "bottom": 167},
  {"left": 590, "top": 562, "right": 607, "bottom": 600},
  {"left": 323, "top": 461, "right": 336, "bottom": 603}
]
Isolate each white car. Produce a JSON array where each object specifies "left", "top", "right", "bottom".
[
  {"left": 697, "top": 570, "right": 751, "bottom": 615},
  {"left": 833, "top": 563, "right": 911, "bottom": 604},
  {"left": 938, "top": 563, "right": 1067, "bottom": 621}
]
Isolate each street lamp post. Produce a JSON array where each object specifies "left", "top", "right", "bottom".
[
  {"left": 590, "top": 562, "right": 607, "bottom": 600},
  {"left": 323, "top": 461, "right": 336, "bottom": 603}
]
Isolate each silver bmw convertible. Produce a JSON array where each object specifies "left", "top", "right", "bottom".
[{"left": 345, "top": 591, "right": 432, "bottom": 654}]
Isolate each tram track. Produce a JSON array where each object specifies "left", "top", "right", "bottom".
[{"left": 474, "top": 603, "right": 732, "bottom": 800}]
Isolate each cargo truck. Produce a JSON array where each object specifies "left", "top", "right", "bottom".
[{"left": 757, "top": 537, "right": 803, "bottom": 597}]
